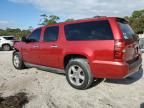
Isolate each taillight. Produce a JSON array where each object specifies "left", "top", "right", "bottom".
[{"left": 114, "top": 39, "right": 126, "bottom": 60}]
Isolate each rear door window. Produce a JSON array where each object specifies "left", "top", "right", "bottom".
[
  {"left": 44, "top": 26, "right": 59, "bottom": 42},
  {"left": 64, "top": 20, "right": 114, "bottom": 40}
]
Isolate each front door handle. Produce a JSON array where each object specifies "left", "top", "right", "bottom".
[{"left": 50, "top": 45, "right": 58, "bottom": 48}]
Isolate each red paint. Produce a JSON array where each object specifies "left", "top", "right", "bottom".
[{"left": 14, "top": 17, "right": 142, "bottom": 79}]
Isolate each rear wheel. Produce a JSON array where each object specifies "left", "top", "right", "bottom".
[
  {"left": 2, "top": 44, "right": 11, "bottom": 51},
  {"left": 65, "top": 59, "right": 93, "bottom": 90},
  {"left": 13, "top": 52, "right": 25, "bottom": 69}
]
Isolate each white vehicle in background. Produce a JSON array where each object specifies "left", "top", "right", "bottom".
[
  {"left": 0, "top": 36, "right": 15, "bottom": 51},
  {"left": 139, "top": 38, "right": 144, "bottom": 53}
]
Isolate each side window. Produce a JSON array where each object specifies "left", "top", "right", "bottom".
[
  {"left": 3, "top": 37, "right": 14, "bottom": 40},
  {"left": 64, "top": 20, "right": 114, "bottom": 40},
  {"left": 27, "top": 28, "right": 41, "bottom": 42},
  {"left": 44, "top": 26, "right": 59, "bottom": 42}
]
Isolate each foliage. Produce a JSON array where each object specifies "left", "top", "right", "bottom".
[
  {"left": 0, "top": 28, "right": 31, "bottom": 39},
  {"left": 39, "top": 14, "right": 60, "bottom": 25},
  {"left": 40, "top": 14, "right": 75, "bottom": 25},
  {"left": 65, "top": 18, "right": 75, "bottom": 22},
  {"left": 125, "top": 9, "right": 144, "bottom": 34}
]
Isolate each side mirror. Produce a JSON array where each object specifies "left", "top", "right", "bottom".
[{"left": 21, "top": 36, "right": 27, "bottom": 42}]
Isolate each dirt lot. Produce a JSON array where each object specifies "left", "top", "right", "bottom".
[{"left": 0, "top": 51, "right": 144, "bottom": 108}]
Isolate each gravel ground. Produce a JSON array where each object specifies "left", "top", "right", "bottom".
[{"left": 0, "top": 51, "right": 144, "bottom": 108}]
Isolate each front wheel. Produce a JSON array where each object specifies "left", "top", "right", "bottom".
[
  {"left": 2, "top": 44, "right": 11, "bottom": 51},
  {"left": 13, "top": 52, "right": 25, "bottom": 69},
  {"left": 65, "top": 59, "right": 93, "bottom": 90}
]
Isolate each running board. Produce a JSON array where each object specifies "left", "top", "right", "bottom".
[{"left": 24, "top": 62, "right": 65, "bottom": 74}]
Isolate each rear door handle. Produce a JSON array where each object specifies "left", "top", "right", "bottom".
[
  {"left": 50, "top": 45, "right": 58, "bottom": 48},
  {"left": 33, "top": 45, "right": 39, "bottom": 48}
]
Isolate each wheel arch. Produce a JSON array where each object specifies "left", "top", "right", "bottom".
[
  {"left": 2, "top": 43, "right": 11, "bottom": 47},
  {"left": 63, "top": 54, "right": 89, "bottom": 69},
  {"left": 13, "top": 48, "right": 23, "bottom": 60}
]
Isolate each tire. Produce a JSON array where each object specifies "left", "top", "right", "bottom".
[
  {"left": 13, "top": 52, "right": 25, "bottom": 69},
  {"left": 65, "top": 58, "right": 93, "bottom": 90},
  {"left": 2, "top": 44, "right": 11, "bottom": 51}
]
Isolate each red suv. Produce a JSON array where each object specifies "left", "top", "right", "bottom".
[{"left": 13, "top": 17, "right": 142, "bottom": 89}]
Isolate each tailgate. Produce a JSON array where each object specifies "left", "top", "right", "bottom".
[
  {"left": 117, "top": 18, "right": 140, "bottom": 63},
  {"left": 124, "top": 40, "right": 140, "bottom": 63}
]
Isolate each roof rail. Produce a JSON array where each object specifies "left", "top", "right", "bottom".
[
  {"left": 73, "top": 16, "right": 106, "bottom": 21},
  {"left": 59, "top": 16, "right": 107, "bottom": 23},
  {"left": 93, "top": 16, "right": 107, "bottom": 18},
  {"left": 76, "top": 16, "right": 107, "bottom": 21}
]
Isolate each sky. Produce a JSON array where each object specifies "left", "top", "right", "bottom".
[{"left": 0, "top": 0, "right": 144, "bottom": 29}]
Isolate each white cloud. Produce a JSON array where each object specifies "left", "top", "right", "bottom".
[
  {"left": 9, "top": 0, "right": 144, "bottom": 19},
  {"left": 0, "top": 20, "right": 14, "bottom": 29}
]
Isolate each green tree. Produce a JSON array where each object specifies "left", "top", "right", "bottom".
[
  {"left": 48, "top": 15, "right": 60, "bottom": 24},
  {"left": 132, "top": 10, "right": 144, "bottom": 18},
  {"left": 125, "top": 9, "right": 144, "bottom": 34},
  {"left": 40, "top": 14, "right": 49, "bottom": 25},
  {"left": 65, "top": 18, "right": 75, "bottom": 22},
  {"left": 0, "top": 29, "right": 7, "bottom": 36},
  {"left": 28, "top": 26, "right": 33, "bottom": 32},
  {"left": 40, "top": 14, "right": 60, "bottom": 25},
  {"left": 0, "top": 28, "right": 31, "bottom": 39}
]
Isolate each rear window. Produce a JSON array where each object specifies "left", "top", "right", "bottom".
[
  {"left": 3, "top": 37, "right": 14, "bottom": 40},
  {"left": 117, "top": 19, "right": 138, "bottom": 40},
  {"left": 64, "top": 20, "right": 114, "bottom": 40}
]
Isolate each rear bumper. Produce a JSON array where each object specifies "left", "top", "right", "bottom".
[{"left": 91, "top": 57, "right": 142, "bottom": 79}]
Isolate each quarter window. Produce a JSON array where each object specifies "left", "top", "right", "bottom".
[
  {"left": 44, "top": 26, "right": 59, "bottom": 42},
  {"left": 64, "top": 20, "right": 114, "bottom": 40},
  {"left": 118, "top": 21, "right": 137, "bottom": 40}
]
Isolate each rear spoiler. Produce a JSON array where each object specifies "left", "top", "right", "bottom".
[{"left": 116, "top": 18, "right": 129, "bottom": 23}]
